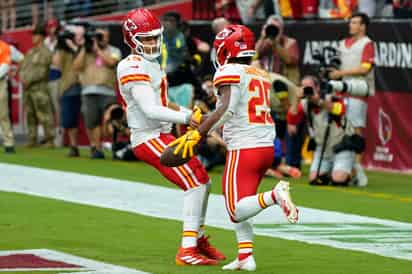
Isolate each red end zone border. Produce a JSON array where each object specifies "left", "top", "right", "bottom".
[{"left": 0, "top": 249, "right": 148, "bottom": 273}]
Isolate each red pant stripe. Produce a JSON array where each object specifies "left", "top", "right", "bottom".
[
  {"left": 145, "top": 139, "right": 191, "bottom": 189},
  {"left": 156, "top": 137, "right": 200, "bottom": 188},
  {"left": 153, "top": 137, "right": 197, "bottom": 189},
  {"left": 227, "top": 151, "right": 238, "bottom": 218}
]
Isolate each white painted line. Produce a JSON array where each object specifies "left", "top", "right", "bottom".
[{"left": 1, "top": 163, "right": 411, "bottom": 261}]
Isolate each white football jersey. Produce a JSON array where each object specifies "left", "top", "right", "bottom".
[
  {"left": 213, "top": 64, "right": 276, "bottom": 150},
  {"left": 117, "top": 54, "right": 171, "bottom": 146}
]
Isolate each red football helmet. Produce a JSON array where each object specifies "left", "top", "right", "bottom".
[
  {"left": 122, "top": 8, "right": 163, "bottom": 60},
  {"left": 213, "top": 24, "right": 256, "bottom": 68}
]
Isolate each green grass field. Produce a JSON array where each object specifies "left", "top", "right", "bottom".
[{"left": 1, "top": 147, "right": 412, "bottom": 274}]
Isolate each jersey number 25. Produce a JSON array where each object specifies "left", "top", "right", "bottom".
[{"left": 247, "top": 78, "right": 274, "bottom": 125}]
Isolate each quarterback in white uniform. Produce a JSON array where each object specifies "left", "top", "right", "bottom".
[
  {"left": 117, "top": 8, "right": 225, "bottom": 266},
  {"left": 172, "top": 25, "right": 299, "bottom": 271}
]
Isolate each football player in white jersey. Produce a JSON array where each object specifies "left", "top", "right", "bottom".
[
  {"left": 171, "top": 25, "right": 299, "bottom": 271},
  {"left": 117, "top": 8, "right": 225, "bottom": 266}
]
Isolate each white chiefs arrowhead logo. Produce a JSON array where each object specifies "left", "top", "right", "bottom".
[{"left": 124, "top": 19, "right": 138, "bottom": 32}]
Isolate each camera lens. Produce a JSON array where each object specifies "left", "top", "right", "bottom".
[
  {"left": 265, "top": 25, "right": 279, "bottom": 39},
  {"left": 110, "top": 107, "right": 124, "bottom": 121},
  {"left": 303, "top": 86, "right": 314, "bottom": 97}
]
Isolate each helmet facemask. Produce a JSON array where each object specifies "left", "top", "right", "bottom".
[{"left": 132, "top": 27, "right": 163, "bottom": 60}]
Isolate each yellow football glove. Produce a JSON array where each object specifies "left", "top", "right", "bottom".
[
  {"left": 190, "top": 106, "right": 202, "bottom": 127},
  {"left": 169, "top": 130, "right": 202, "bottom": 159}
]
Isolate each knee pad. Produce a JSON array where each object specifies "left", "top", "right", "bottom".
[{"left": 309, "top": 174, "right": 330, "bottom": 186}]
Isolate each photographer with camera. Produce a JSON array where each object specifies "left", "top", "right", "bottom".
[
  {"left": 328, "top": 12, "right": 375, "bottom": 187},
  {"left": 73, "top": 25, "right": 121, "bottom": 159},
  {"left": 254, "top": 15, "right": 300, "bottom": 85},
  {"left": 102, "top": 103, "right": 137, "bottom": 161},
  {"left": 287, "top": 75, "right": 362, "bottom": 186},
  {"left": 52, "top": 24, "right": 85, "bottom": 156}
]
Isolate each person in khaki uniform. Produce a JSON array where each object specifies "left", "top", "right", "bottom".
[
  {"left": 73, "top": 27, "right": 121, "bottom": 159},
  {"left": 20, "top": 24, "right": 54, "bottom": 147},
  {"left": 0, "top": 38, "right": 15, "bottom": 153}
]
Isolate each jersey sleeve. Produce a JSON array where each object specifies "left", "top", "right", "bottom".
[
  {"left": 213, "top": 65, "right": 241, "bottom": 89},
  {"left": 361, "top": 41, "right": 375, "bottom": 64},
  {"left": 117, "top": 56, "right": 151, "bottom": 88}
]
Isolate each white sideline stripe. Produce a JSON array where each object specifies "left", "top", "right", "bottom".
[
  {"left": 0, "top": 249, "right": 148, "bottom": 274},
  {"left": 0, "top": 163, "right": 412, "bottom": 261}
]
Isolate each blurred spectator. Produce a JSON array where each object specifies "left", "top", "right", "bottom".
[
  {"left": 160, "top": 12, "right": 187, "bottom": 79},
  {"left": 181, "top": 21, "right": 210, "bottom": 78},
  {"left": 53, "top": 24, "right": 85, "bottom": 156},
  {"left": 1, "top": 0, "right": 16, "bottom": 32},
  {"left": 181, "top": 22, "right": 210, "bottom": 56},
  {"left": 318, "top": 0, "right": 358, "bottom": 18},
  {"left": 102, "top": 103, "right": 138, "bottom": 161},
  {"left": 73, "top": 26, "right": 121, "bottom": 159},
  {"left": 44, "top": 19, "right": 60, "bottom": 52},
  {"left": 265, "top": 138, "right": 301, "bottom": 179},
  {"left": 161, "top": 12, "right": 194, "bottom": 136},
  {"left": 19, "top": 24, "right": 55, "bottom": 147},
  {"left": 267, "top": 74, "right": 301, "bottom": 169},
  {"left": 277, "top": 0, "right": 318, "bottom": 18},
  {"left": 359, "top": 0, "right": 394, "bottom": 17},
  {"left": 255, "top": 15, "right": 300, "bottom": 84},
  {"left": 358, "top": 0, "right": 377, "bottom": 17},
  {"left": 215, "top": 0, "right": 242, "bottom": 23},
  {"left": 195, "top": 75, "right": 226, "bottom": 170},
  {"left": 235, "top": 0, "right": 266, "bottom": 24},
  {"left": 0, "top": 37, "right": 15, "bottom": 153},
  {"left": 45, "top": 19, "right": 61, "bottom": 146},
  {"left": 393, "top": 0, "right": 412, "bottom": 18},
  {"left": 248, "top": 0, "right": 281, "bottom": 18}
]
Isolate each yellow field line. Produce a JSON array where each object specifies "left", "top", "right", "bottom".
[{"left": 319, "top": 186, "right": 412, "bottom": 203}]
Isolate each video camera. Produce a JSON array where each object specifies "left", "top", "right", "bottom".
[
  {"left": 84, "top": 27, "right": 104, "bottom": 52},
  {"left": 312, "top": 46, "right": 341, "bottom": 98},
  {"left": 57, "top": 28, "right": 75, "bottom": 52}
]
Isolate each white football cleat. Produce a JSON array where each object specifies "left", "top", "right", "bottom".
[
  {"left": 354, "top": 163, "right": 368, "bottom": 187},
  {"left": 274, "top": 181, "right": 299, "bottom": 224},
  {"left": 222, "top": 255, "right": 256, "bottom": 271}
]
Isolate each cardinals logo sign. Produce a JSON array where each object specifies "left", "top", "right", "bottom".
[
  {"left": 378, "top": 108, "right": 392, "bottom": 145},
  {"left": 373, "top": 108, "right": 394, "bottom": 163}
]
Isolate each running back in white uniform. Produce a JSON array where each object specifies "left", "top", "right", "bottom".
[
  {"left": 117, "top": 54, "right": 175, "bottom": 146},
  {"left": 213, "top": 64, "right": 276, "bottom": 151}
]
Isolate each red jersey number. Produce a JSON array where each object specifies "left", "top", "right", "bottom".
[
  {"left": 247, "top": 79, "right": 273, "bottom": 125},
  {"left": 160, "top": 77, "right": 168, "bottom": 107}
]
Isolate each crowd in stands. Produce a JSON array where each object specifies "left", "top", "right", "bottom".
[
  {"left": 195, "top": 0, "right": 412, "bottom": 21},
  {"left": 1, "top": 0, "right": 165, "bottom": 32},
  {"left": 0, "top": 1, "right": 392, "bottom": 187}
]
